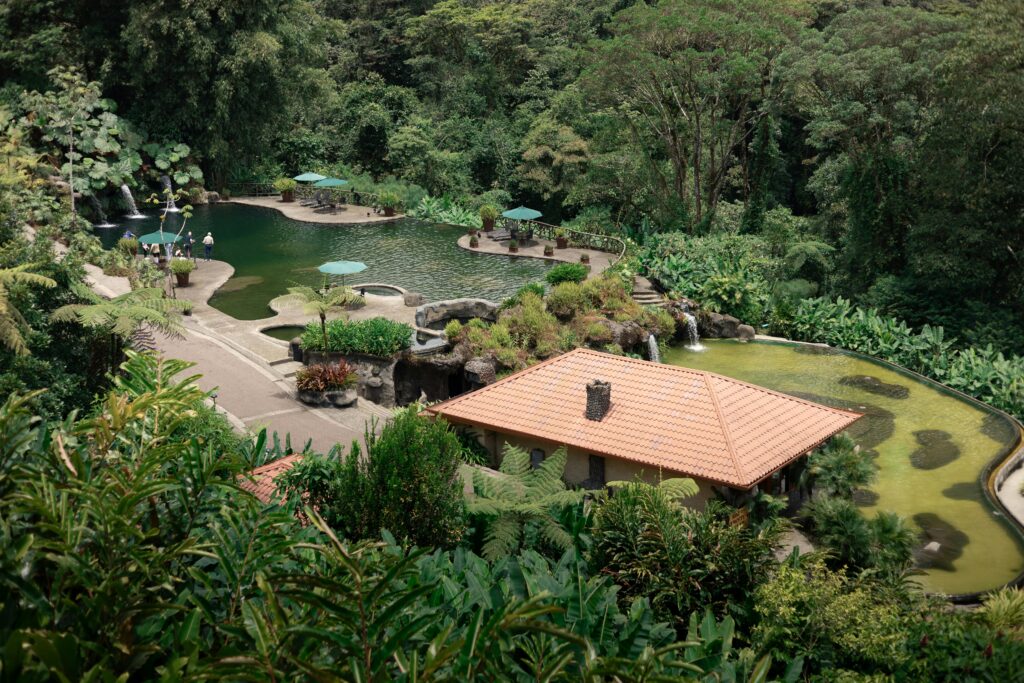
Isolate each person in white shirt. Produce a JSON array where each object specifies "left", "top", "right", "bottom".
[{"left": 202, "top": 232, "right": 214, "bottom": 261}]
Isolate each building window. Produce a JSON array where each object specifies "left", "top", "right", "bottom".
[
  {"left": 530, "top": 448, "right": 545, "bottom": 469},
  {"left": 588, "top": 454, "right": 606, "bottom": 488}
]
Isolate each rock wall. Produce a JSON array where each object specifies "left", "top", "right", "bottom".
[{"left": 415, "top": 298, "right": 498, "bottom": 329}]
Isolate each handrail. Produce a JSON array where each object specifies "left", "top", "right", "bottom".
[{"left": 518, "top": 218, "right": 627, "bottom": 264}]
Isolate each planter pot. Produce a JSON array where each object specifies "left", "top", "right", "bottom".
[
  {"left": 543, "top": 246, "right": 554, "bottom": 256},
  {"left": 384, "top": 206, "right": 396, "bottom": 217},
  {"left": 174, "top": 272, "right": 190, "bottom": 287},
  {"left": 580, "top": 254, "right": 590, "bottom": 264},
  {"left": 555, "top": 237, "right": 568, "bottom": 249},
  {"left": 468, "top": 227, "right": 477, "bottom": 236},
  {"left": 326, "top": 388, "right": 358, "bottom": 408},
  {"left": 469, "top": 238, "right": 479, "bottom": 248},
  {"left": 483, "top": 218, "right": 495, "bottom": 232},
  {"left": 282, "top": 190, "right": 295, "bottom": 203},
  {"left": 508, "top": 243, "right": 519, "bottom": 253},
  {"left": 297, "top": 389, "right": 323, "bottom": 406}
]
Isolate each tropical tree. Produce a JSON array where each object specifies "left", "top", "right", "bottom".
[
  {"left": 51, "top": 287, "right": 189, "bottom": 369},
  {"left": 468, "top": 445, "right": 586, "bottom": 561},
  {"left": 803, "top": 433, "right": 875, "bottom": 499},
  {"left": 0, "top": 263, "right": 56, "bottom": 355},
  {"left": 279, "top": 284, "right": 362, "bottom": 351}
]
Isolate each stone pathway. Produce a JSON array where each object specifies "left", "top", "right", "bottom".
[
  {"left": 228, "top": 196, "right": 403, "bottom": 225},
  {"left": 631, "top": 276, "right": 666, "bottom": 308},
  {"left": 997, "top": 464, "right": 1024, "bottom": 530}
]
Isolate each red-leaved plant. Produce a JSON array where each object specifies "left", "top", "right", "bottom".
[{"left": 296, "top": 361, "right": 358, "bottom": 392}]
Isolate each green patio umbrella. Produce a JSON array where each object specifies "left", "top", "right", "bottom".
[
  {"left": 501, "top": 206, "right": 542, "bottom": 221},
  {"left": 313, "top": 177, "right": 349, "bottom": 188},
  {"left": 293, "top": 172, "right": 326, "bottom": 182},
  {"left": 138, "top": 231, "right": 182, "bottom": 245},
  {"left": 318, "top": 260, "right": 367, "bottom": 288}
]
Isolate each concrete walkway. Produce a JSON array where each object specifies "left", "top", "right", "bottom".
[
  {"left": 997, "top": 465, "right": 1024, "bottom": 529},
  {"left": 456, "top": 233, "right": 613, "bottom": 275},
  {"left": 228, "top": 196, "right": 403, "bottom": 225}
]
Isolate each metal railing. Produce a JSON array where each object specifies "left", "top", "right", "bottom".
[
  {"left": 224, "top": 184, "right": 383, "bottom": 208},
  {"left": 224, "top": 182, "right": 277, "bottom": 197},
  {"left": 518, "top": 219, "right": 627, "bottom": 264}
]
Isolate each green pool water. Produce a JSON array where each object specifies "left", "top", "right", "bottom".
[
  {"left": 663, "top": 340, "right": 1024, "bottom": 595},
  {"left": 98, "top": 203, "right": 553, "bottom": 320},
  {"left": 262, "top": 326, "right": 305, "bottom": 342}
]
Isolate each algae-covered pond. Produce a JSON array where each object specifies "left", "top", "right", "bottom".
[{"left": 664, "top": 339, "right": 1024, "bottom": 595}]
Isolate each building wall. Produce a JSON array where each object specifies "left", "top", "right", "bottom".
[{"left": 471, "top": 428, "right": 720, "bottom": 510}]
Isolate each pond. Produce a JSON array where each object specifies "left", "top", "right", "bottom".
[
  {"left": 663, "top": 339, "right": 1024, "bottom": 596},
  {"left": 98, "top": 203, "right": 553, "bottom": 320}
]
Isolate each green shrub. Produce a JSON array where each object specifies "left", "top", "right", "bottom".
[
  {"left": 116, "top": 237, "right": 139, "bottom": 258},
  {"left": 802, "top": 496, "right": 916, "bottom": 577},
  {"left": 478, "top": 204, "right": 499, "bottom": 221},
  {"left": 278, "top": 407, "right": 465, "bottom": 548},
  {"left": 273, "top": 177, "right": 298, "bottom": 192},
  {"left": 805, "top": 434, "right": 876, "bottom": 499},
  {"left": 301, "top": 317, "right": 413, "bottom": 356},
  {"left": 752, "top": 558, "right": 909, "bottom": 675},
  {"left": 378, "top": 190, "right": 401, "bottom": 209},
  {"left": 546, "top": 282, "right": 590, "bottom": 318},
  {"left": 501, "top": 281, "right": 546, "bottom": 310},
  {"left": 545, "top": 262, "right": 589, "bottom": 285},
  {"left": 591, "top": 484, "right": 779, "bottom": 629},
  {"left": 169, "top": 258, "right": 195, "bottom": 274},
  {"left": 444, "top": 319, "right": 463, "bottom": 339},
  {"left": 980, "top": 588, "right": 1024, "bottom": 633}
]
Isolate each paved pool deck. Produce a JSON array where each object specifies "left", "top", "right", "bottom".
[
  {"left": 227, "top": 196, "right": 404, "bottom": 225},
  {"left": 456, "top": 233, "right": 614, "bottom": 274}
]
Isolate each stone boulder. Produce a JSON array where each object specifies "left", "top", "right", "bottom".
[
  {"left": 737, "top": 324, "right": 756, "bottom": 341},
  {"left": 700, "top": 312, "right": 742, "bottom": 339},
  {"left": 464, "top": 357, "right": 497, "bottom": 388},
  {"left": 404, "top": 291, "right": 427, "bottom": 307},
  {"left": 206, "top": 191, "right": 221, "bottom": 203},
  {"left": 415, "top": 298, "right": 498, "bottom": 329}
]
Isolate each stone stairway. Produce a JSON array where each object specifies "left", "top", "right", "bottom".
[{"left": 632, "top": 276, "right": 667, "bottom": 308}]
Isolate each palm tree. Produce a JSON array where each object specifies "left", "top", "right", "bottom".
[
  {"left": 278, "top": 285, "right": 361, "bottom": 351},
  {"left": 52, "top": 287, "right": 190, "bottom": 369},
  {"left": 468, "top": 445, "right": 586, "bottom": 561},
  {"left": 0, "top": 264, "right": 57, "bottom": 355}
]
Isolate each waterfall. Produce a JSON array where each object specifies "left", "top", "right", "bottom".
[
  {"left": 647, "top": 334, "right": 661, "bottom": 363},
  {"left": 160, "top": 175, "right": 180, "bottom": 212},
  {"left": 120, "top": 184, "right": 145, "bottom": 219},
  {"left": 89, "top": 195, "right": 115, "bottom": 228},
  {"left": 684, "top": 313, "right": 705, "bottom": 351}
]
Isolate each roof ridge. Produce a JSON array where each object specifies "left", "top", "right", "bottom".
[{"left": 702, "top": 371, "right": 747, "bottom": 484}]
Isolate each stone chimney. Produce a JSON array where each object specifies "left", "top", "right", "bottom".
[{"left": 585, "top": 379, "right": 611, "bottom": 421}]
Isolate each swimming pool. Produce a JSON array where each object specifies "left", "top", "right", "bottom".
[
  {"left": 664, "top": 339, "right": 1024, "bottom": 595},
  {"left": 98, "top": 203, "right": 554, "bottom": 320}
]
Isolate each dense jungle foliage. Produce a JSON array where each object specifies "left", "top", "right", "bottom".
[
  {"left": 2, "top": 0, "right": 1022, "bottom": 351},
  {"left": 4, "top": 0, "right": 1024, "bottom": 680}
]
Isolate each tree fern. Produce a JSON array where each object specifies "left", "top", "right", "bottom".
[
  {"left": 469, "top": 445, "right": 586, "bottom": 561},
  {"left": 0, "top": 263, "right": 57, "bottom": 355}
]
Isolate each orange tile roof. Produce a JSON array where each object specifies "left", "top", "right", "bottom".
[
  {"left": 426, "top": 348, "right": 861, "bottom": 489},
  {"left": 239, "top": 454, "right": 303, "bottom": 503}
]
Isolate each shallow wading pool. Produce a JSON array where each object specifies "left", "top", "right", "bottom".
[
  {"left": 664, "top": 340, "right": 1024, "bottom": 595},
  {"left": 98, "top": 203, "right": 554, "bottom": 320}
]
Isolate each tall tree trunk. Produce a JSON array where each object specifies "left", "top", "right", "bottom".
[{"left": 320, "top": 312, "right": 327, "bottom": 351}]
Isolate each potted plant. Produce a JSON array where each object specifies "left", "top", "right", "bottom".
[
  {"left": 555, "top": 228, "right": 569, "bottom": 249},
  {"left": 580, "top": 252, "right": 590, "bottom": 264},
  {"left": 544, "top": 244, "right": 554, "bottom": 256},
  {"left": 479, "top": 204, "right": 499, "bottom": 231},
  {"left": 467, "top": 225, "right": 478, "bottom": 237},
  {"left": 295, "top": 361, "right": 359, "bottom": 407},
  {"left": 469, "top": 235, "right": 480, "bottom": 248},
  {"left": 273, "top": 178, "right": 298, "bottom": 202},
  {"left": 508, "top": 240, "right": 519, "bottom": 253},
  {"left": 379, "top": 191, "right": 401, "bottom": 217},
  {"left": 170, "top": 258, "right": 195, "bottom": 286}
]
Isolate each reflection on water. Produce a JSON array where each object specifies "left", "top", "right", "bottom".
[
  {"left": 663, "top": 339, "right": 1024, "bottom": 595},
  {"left": 97, "top": 204, "right": 554, "bottom": 320}
]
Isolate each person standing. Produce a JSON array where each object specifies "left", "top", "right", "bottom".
[
  {"left": 183, "top": 231, "right": 194, "bottom": 258},
  {"left": 203, "top": 232, "right": 214, "bottom": 261},
  {"left": 150, "top": 242, "right": 161, "bottom": 265}
]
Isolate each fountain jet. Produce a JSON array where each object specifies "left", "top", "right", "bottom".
[
  {"left": 89, "top": 195, "right": 115, "bottom": 228},
  {"left": 120, "top": 184, "right": 145, "bottom": 219},
  {"left": 160, "top": 175, "right": 180, "bottom": 212}
]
